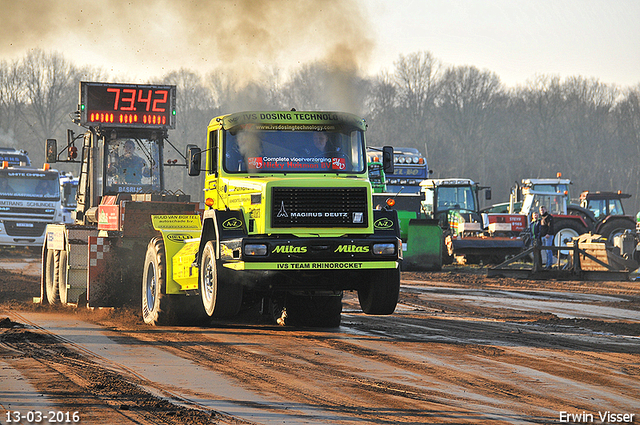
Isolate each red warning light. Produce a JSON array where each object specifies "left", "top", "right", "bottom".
[{"left": 68, "top": 146, "right": 78, "bottom": 160}]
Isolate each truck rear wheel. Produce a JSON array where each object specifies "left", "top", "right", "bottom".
[
  {"left": 58, "top": 250, "right": 68, "bottom": 305},
  {"left": 45, "top": 249, "right": 60, "bottom": 305},
  {"left": 142, "top": 237, "right": 174, "bottom": 325},
  {"left": 357, "top": 268, "right": 400, "bottom": 315},
  {"left": 200, "top": 241, "right": 242, "bottom": 318}
]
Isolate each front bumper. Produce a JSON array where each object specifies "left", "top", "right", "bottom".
[
  {"left": 223, "top": 260, "right": 399, "bottom": 271},
  {"left": 220, "top": 235, "right": 401, "bottom": 271}
]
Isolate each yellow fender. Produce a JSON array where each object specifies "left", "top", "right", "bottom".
[{"left": 151, "top": 215, "right": 202, "bottom": 294}]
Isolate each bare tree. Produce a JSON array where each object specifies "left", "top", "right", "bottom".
[
  {"left": 436, "top": 65, "right": 503, "bottom": 179},
  {"left": 277, "top": 62, "right": 368, "bottom": 114},
  {"left": 160, "top": 69, "right": 215, "bottom": 200},
  {"left": 560, "top": 77, "right": 618, "bottom": 190},
  {"left": 612, "top": 85, "right": 640, "bottom": 211},
  {"left": 364, "top": 71, "right": 400, "bottom": 147},
  {"left": 206, "top": 68, "right": 276, "bottom": 112},
  {"left": 0, "top": 58, "right": 26, "bottom": 146},
  {"left": 20, "top": 50, "right": 78, "bottom": 148},
  {"left": 394, "top": 52, "right": 440, "bottom": 123},
  {"left": 2, "top": 47, "right": 640, "bottom": 213},
  {"left": 18, "top": 49, "right": 105, "bottom": 166},
  {"left": 391, "top": 52, "right": 440, "bottom": 155},
  {"left": 514, "top": 75, "right": 567, "bottom": 177}
]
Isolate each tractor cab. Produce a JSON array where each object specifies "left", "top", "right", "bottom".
[
  {"left": 420, "top": 178, "right": 485, "bottom": 232},
  {"left": 520, "top": 190, "right": 568, "bottom": 217},
  {"left": 47, "top": 129, "right": 168, "bottom": 226},
  {"left": 579, "top": 191, "right": 630, "bottom": 221},
  {"left": 104, "top": 137, "right": 162, "bottom": 194},
  {"left": 44, "top": 82, "right": 182, "bottom": 226}
]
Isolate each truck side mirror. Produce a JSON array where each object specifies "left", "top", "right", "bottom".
[
  {"left": 187, "top": 145, "right": 201, "bottom": 176},
  {"left": 45, "top": 139, "right": 57, "bottom": 163},
  {"left": 382, "top": 146, "right": 394, "bottom": 175},
  {"left": 485, "top": 189, "right": 492, "bottom": 200}
]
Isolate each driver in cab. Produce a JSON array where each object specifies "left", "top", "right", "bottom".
[
  {"left": 302, "top": 132, "right": 341, "bottom": 158},
  {"left": 108, "top": 140, "right": 151, "bottom": 184}
]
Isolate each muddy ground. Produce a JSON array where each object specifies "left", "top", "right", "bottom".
[{"left": 1, "top": 249, "right": 639, "bottom": 424}]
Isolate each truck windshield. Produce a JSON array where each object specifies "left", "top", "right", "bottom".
[
  {"left": 223, "top": 128, "right": 365, "bottom": 174},
  {"left": 105, "top": 138, "right": 160, "bottom": 194},
  {"left": 0, "top": 170, "right": 60, "bottom": 201},
  {"left": 62, "top": 182, "right": 77, "bottom": 209},
  {"left": 437, "top": 186, "right": 476, "bottom": 212}
]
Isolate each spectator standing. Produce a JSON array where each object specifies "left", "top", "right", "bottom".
[
  {"left": 530, "top": 211, "right": 540, "bottom": 244},
  {"left": 539, "top": 206, "right": 554, "bottom": 268}
]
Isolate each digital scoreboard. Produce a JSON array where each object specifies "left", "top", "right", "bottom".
[{"left": 80, "top": 82, "right": 176, "bottom": 129}]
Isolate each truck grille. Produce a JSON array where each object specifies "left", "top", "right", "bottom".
[
  {"left": 4, "top": 221, "right": 47, "bottom": 237},
  {"left": 0, "top": 207, "right": 56, "bottom": 220},
  {"left": 271, "top": 187, "right": 368, "bottom": 228}
]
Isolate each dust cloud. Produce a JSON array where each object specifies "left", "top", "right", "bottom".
[{"left": 1, "top": 0, "right": 374, "bottom": 111}]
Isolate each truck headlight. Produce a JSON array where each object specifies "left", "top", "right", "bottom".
[
  {"left": 244, "top": 244, "right": 267, "bottom": 256},
  {"left": 373, "top": 243, "right": 395, "bottom": 255}
]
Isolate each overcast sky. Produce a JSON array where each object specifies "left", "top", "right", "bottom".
[
  {"left": 365, "top": 0, "right": 640, "bottom": 87},
  {"left": 1, "top": 0, "right": 638, "bottom": 88}
]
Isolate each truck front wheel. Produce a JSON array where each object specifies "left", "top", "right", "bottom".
[
  {"left": 357, "top": 268, "right": 400, "bottom": 315},
  {"left": 200, "top": 241, "right": 242, "bottom": 318}
]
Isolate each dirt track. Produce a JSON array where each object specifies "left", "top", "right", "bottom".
[{"left": 1, "top": 252, "right": 639, "bottom": 424}]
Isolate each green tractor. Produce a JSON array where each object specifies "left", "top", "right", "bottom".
[
  {"left": 368, "top": 156, "right": 442, "bottom": 271},
  {"left": 420, "top": 178, "right": 526, "bottom": 265}
]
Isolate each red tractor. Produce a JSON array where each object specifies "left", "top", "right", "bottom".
[
  {"left": 498, "top": 178, "right": 634, "bottom": 248},
  {"left": 576, "top": 191, "right": 635, "bottom": 243}
]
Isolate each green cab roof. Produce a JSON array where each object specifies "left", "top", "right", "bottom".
[{"left": 210, "top": 111, "right": 367, "bottom": 131}]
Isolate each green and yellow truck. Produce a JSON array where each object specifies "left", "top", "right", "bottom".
[{"left": 162, "top": 111, "right": 402, "bottom": 327}]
